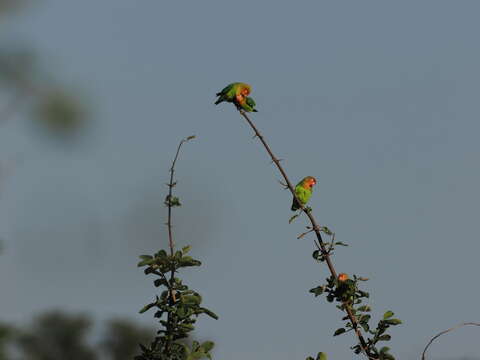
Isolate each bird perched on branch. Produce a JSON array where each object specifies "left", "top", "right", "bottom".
[
  {"left": 214, "top": 82, "right": 252, "bottom": 106},
  {"left": 291, "top": 176, "right": 317, "bottom": 211}
]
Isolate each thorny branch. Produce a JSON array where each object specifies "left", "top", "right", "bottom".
[
  {"left": 237, "top": 109, "right": 375, "bottom": 359},
  {"left": 166, "top": 135, "right": 195, "bottom": 255},
  {"left": 164, "top": 135, "right": 194, "bottom": 353}
]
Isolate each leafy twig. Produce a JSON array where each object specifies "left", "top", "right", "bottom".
[
  {"left": 165, "top": 135, "right": 195, "bottom": 350},
  {"left": 137, "top": 135, "right": 216, "bottom": 360},
  {"left": 166, "top": 135, "right": 195, "bottom": 256}
]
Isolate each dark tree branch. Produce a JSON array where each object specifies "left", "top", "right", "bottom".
[{"left": 237, "top": 109, "right": 374, "bottom": 359}]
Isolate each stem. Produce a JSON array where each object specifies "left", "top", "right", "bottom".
[
  {"left": 164, "top": 136, "right": 194, "bottom": 356},
  {"left": 237, "top": 110, "right": 374, "bottom": 359},
  {"left": 421, "top": 322, "right": 480, "bottom": 360},
  {"left": 166, "top": 135, "right": 195, "bottom": 253}
]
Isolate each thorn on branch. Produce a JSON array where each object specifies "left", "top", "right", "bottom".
[
  {"left": 166, "top": 181, "right": 177, "bottom": 188},
  {"left": 270, "top": 158, "right": 284, "bottom": 165},
  {"left": 297, "top": 228, "right": 315, "bottom": 239},
  {"left": 277, "top": 180, "right": 289, "bottom": 189}
]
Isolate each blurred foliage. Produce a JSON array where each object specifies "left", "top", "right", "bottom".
[
  {"left": 16, "top": 311, "right": 98, "bottom": 360},
  {"left": 0, "top": 311, "right": 159, "bottom": 360},
  {"left": 0, "top": 323, "right": 13, "bottom": 360},
  {"left": 34, "top": 89, "right": 86, "bottom": 137},
  {"left": 0, "top": 48, "right": 36, "bottom": 88},
  {"left": 0, "top": 3, "right": 88, "bottom": 139},
  {"left": 0, "top": 48, "right": 88, "bottom": 137},
  {"left": 102, "top": 319, "right": 153, "bottom": 360},
  {"left": 0, "top": 0, "right": 28, "bottom": 15}
]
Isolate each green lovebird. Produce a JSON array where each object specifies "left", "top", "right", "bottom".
[
  {"left": 291, "top": 176, "right": 317, "bottom": 211},
  {"left": 238, "top": 96, "right": 258, "bottom": 112},
  {"left": 214, "top": 82, "right": 251, "bottom": 106}
]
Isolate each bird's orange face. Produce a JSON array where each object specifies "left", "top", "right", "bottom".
[
  {"left": 241, "top": 87, "right": 250, "bottom": 96},
  {"left": 303, "top": 177, "right": 317, "bottom": 189},
  {"left": 236, "top": 94, "right": 245, "bottom": 103},
  {"left": 338, "top": 273, "right": 349, "bottom": 282}
]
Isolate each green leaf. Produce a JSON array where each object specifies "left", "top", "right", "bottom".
[
  {"left": 189, "top": 351, "right": 206, "bottom": 360},
  {"left": 289, "top": 214, "right": 299, "bottom": 224},
  {"left": 154, "top": 278, "right": 168, "bottom": 287},
  {"left": 335, "top": 241, "right": 348, "bottom": 246},
  {"left": 165, "top": 195, "right": 182, "bottom": 207},
  {"left": 333, "top": 328, "right": 346, "bottom": 336},
  {"left": 200, "top": 341, "right": 215, "bottom": 352},
  {"left": 358, "top": 290, "right": 370, "bottom": 298},
  {"left": 359, "top": 314, "right": 371, "bottom": 324},
  {"left": 139, "top": 255, "right": 153, "bottom": 260},
  {"left": 139, "top": 302, "right": 156, "bottom": 314},
  {"left": 183, "top": 295, "right": 202, "bottom": 305},
  {"left": 380, "top": 346, "right": 390, "bottom": 354},
  {"left": 384, "top": 318, "right": 402, "bottom": 326},
  {"left": 156, "top": 249, "right": 168, "bottom": 258},
  {"left": 378, "top": 334, "right": 391, "bottom": 341},
  {"left": 200, "top": 308, "right": 219, "bottom": 320},
  {"left": 179, "top": 256, "right": 202, "bottom": 268},
  {"left": 182, "top": 245, "right": 192, "bottom": 254},
  {"left": 306, "top": 357, "right": 315, "bottom": 360},
  {"left": 137, "top": 258, "right": 155, "bottom": 267},
  {"left": 179, "top": 323, "right": 195, "bottom": 331},
  {"left": 309, "top": 286, "right": 324, "bottom": 296},
  {"left": 186, "top": 135, "right": 196, "bottom": 141},
  {"left": 357, "top": 305, "right": 371, "bottom": 312},
  {"left": 319, "top": 226, "right": 332, "bottom": 235},
  {"left": 181, "top": 343, "right": 191, "bottom": 357},
  {"left": 383, "top": 311, "right": 394, "bottom": 319}
]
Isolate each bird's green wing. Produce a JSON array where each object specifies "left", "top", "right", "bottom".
[
  {"left": 246, "top": 97, "right": 257, "bottom": 108},
  {"left": 296, "top": 186, "right": 312, "bottom": 206},
  {"left": 217, "top": 83, "right": 234, "bottom": 96}
]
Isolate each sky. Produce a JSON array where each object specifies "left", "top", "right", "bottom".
[{"left": 1, "top": 1, "right": 480, "bottom": 359}]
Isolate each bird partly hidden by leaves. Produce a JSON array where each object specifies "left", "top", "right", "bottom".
[
  {"left": 214, "top": 82, "right": 258, "bottom": 112},
  {"left": 291, "top": 176, "right": 317, "bottom": 211}
]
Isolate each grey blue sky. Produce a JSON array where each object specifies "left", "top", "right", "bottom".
[{"left": 1, "top": 1, "right": 480, "bottom": 359}]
